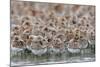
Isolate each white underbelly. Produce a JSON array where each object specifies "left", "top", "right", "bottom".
[
  {"left": 67, "top": 48, "right": 80, "bottom": 53},
  {"left": 31, "top": 48, "right": 47, "bottom": 55}
]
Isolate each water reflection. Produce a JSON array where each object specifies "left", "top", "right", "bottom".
[{"left": 11, "top": 48, "right": 95, "bottom": 66}]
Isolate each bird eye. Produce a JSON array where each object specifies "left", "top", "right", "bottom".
[
  {"left": 39, "top": 41, "right": 43, "bottom": 45},
  {"left": 25, "top": 22, "right": 29, "bottom": 25},
  {"left": 72, "top": 20, "right": 76, "bottom": 24},
  {"left": 87, "top": 24, "right": 89, "bottom": 27},
  {"left": 13, "top": 32, "right": 17, "bottom": 35},
  {"left": 49, "top": 23, "right": 53, "bottom": 26},
  {"left": 15, "top": 37, "right": 19, "bottom": 40},
  {"left": 80, "top": 36, "right": 83, "bottom": 38},
  {"left": 48, "top": 39, "right": 51, "bottom": 42},
  {"left": 44, "top": 27, "right": 48, "bottom": 31},
  {"left": 14, "top": 27, "right": 18, "bottom": 30},
  {"left": 27, "top": 36, "right": 29, "bottom": 39}
]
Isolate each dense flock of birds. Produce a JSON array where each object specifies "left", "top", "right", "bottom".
[{"left": 11, "top": 0, "right": 95, "bottom": 55}]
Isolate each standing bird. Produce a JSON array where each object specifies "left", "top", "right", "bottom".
[
  {"left": 67, "top": 39, "right": 81, "bottom": 54},
  {"left": 28, "top": 35, "right": 47, "bottom": 56},
  {"left": 11, "top": 35, "right": 26, "bottom": 55}
]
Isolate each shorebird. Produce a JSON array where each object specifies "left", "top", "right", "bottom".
[
  {"left": 11, "top": 25, "right": 21, "bottom": 35},
  {"left": 54, "top": 4, "right": 65, "bottom": 16},
  {"left": 21, "top": 20, "right": 33, "bottom": 32},
  {"left": 11, "top": 35, "right": 26, "bottom": 55},
  {"left": 26, "top": 35, "right": 35, "bottom": 50},
  {"left": 48, "top": 38, "right": 65, "bottom": 54},
  {"left": 27, "top": 35, "right": 47, "bottom": 55},
  {"left": 21, "top": 32, "right": 30, "bottom": 44},
  {"left": 67, "top": 39, "right": 81, "bottom": 53},
  {"left": 79, "top": 38, "right": 89, "bottom": 49}
]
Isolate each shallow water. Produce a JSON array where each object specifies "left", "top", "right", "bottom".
[{"left": 11, "top": 48, "right": 95, "bottom": 67}]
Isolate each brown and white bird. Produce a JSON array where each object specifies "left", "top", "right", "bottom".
[
  {"left": 21, "top": 20, "right": 33, "bottom": 32},
  {"left": 67, "top": 39, "right": 81, "bottom": 53},
  {"left": 26, "top": 35, "right": 35, "bottom": 50},
  {"left": 11, "top": 35, "right": 26, "bottom": 55},
  {"left": 48, "top": 38, "right": 65, "bottom": 54},
  {"left": 28, "top": 35, "right": 47, "bottom": 55},
  {"left": 11, "top": 25, "right": 21, "bottom": 35}
]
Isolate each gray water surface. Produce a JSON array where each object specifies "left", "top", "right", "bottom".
[{"left": 11, "top": 49, "right": 95, "bottom": 67}]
